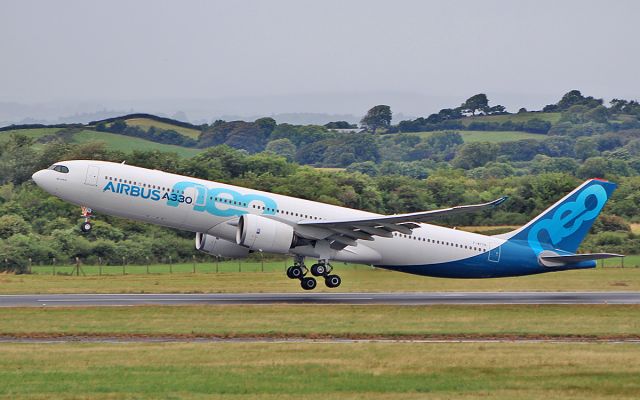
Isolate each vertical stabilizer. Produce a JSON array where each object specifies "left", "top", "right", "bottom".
[{"left": 496, "top": 179, "right": 617, "bottom": 255}]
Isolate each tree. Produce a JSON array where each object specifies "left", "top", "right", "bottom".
[
  {"left": 556, "top": 90, "right": 603, "bottom": 111},
  {"left": 254, "top": 117, "right": 277, "bottom": 134},
  {"left": 265, "top": 138, "right": 297, "bottom": 161},
  {"left": 110, "top": 120, "right": 127, "bottom": 133},
  {"left": 461, "top": 94, "right": 489, "bottom": 115},
  {"left": 486, "top": 105, "right": 507, "bottom": 115},
  {"left": 360, "top": 105, "right": 392, "bottom": 133},
  {"left": 324, "top": 121, "right": 357, "bottom": 129},
  {"left": 452, "top": 142, "right": 497, "bottom": 169}
]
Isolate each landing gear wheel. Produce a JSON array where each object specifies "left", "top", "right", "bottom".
[
  {"left": 80, "top": 222, "right": 92, "bottom": 233},
  {"left": 310, "top": 263, "right": 327, "bottom": 276},
  {"left": 288, "top": 265, "right": 304, "bottom": 279},
  {"left": 325, "top": 275, "right": 341, "bottom": 288},
  {"left": 301, "top": 277, "right": 317, "bottom": 291}
]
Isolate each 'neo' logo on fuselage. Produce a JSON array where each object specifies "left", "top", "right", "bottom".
[
  {"left": 166, "top": 181, "right": 278, "bottom": 217},
  {"left": 104, "top": 180, "right": 278, "bottom": 218}
]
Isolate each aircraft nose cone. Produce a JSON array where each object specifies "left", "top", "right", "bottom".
[{"left": 32, "top": 170, "right": 45, "bottom": 185}]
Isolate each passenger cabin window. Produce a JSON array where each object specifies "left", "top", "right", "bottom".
[{"left": 48, "top": 164, "right": 69, "bottom": 173}]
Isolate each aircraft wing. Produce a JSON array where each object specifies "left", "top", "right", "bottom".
[{"left": 297, "top": 196, "right": 508, "bottom": 248}]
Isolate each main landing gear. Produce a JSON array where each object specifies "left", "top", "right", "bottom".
[
  {"left": 286, "top": 256, "right": 341, "bottom": 290},
  {"left": 79, "top": 206, "right": 93, "bottom": 233}
]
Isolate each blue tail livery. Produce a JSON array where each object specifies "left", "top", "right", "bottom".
[{"left": 498, "top": 178, "right": 617, "bottom": 256}]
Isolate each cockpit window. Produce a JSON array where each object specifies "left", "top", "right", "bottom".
[{"left": 48, "top": 164, "right": 69, "bottom": 173}]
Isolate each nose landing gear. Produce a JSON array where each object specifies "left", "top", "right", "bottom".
[
  {"left": 286, "top": 256, "right": 341, "bottom": 290},
  {"left": 79, "top": 206, "right": 93, "bottom": 233}
]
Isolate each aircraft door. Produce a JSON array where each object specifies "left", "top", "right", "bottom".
[
  {"left": 84, "top": 165, "right": 100, "bottom": 186},
  {"left": 488, "top": 246, "right": 501, "bottom": 263}
]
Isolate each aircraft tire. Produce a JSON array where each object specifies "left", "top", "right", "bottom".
[
  {"left": 300, "top": 277, "right": 317, "bottom": 290},
  {"left": 80, "top": 222, "right": 92, "bottom": 233},
  {"left": 289, "top": 265, "right": 303, "bottom": 279},
  {"left": 325, "top": 274, "right": 341, "bottom": 288},
  {"left": 310, "top": 263, "right": 326, "bottom": 276}
]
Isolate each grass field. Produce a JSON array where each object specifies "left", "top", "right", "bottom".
[
  {"left": 1, "top": 304, "right": 639, "bottom": 338},
  {"left": 0, "top": 127, "right": 62, "bottom": 142},
  {"left": 72, "top": 130, "right": 202, "bottom": 157},
  {"left": 463, "top": 112, "right": 562, "bottom": 125},
  {"left": 0, "top": 341, "right": 638, "bottom": 399},
  {"left": 124, "top": 117, "right": 202, "bottom": 139},
  {"left": 411, "top": 130, "right": 547, "bottom": 143},
  {"left": 5, "top": 261, "right": 640, "bottom": 294},
  {"left": 0, "top": 127, "right": 203, "bottom": 157}
]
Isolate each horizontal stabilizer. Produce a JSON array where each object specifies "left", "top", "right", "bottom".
[{"left": 540, "top": 253, "right": 624, "bottom": 266}]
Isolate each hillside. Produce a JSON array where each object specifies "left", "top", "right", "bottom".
[
  {"left": 462, "top": 112, "right": 562, "bottom": 125},
  {"left": 403, "top": 130, "right": 546, "bottom": 143},
  {"left": 0, "top": 127, "right": 202, "bottom": 158},
  {"left": 116, "top": 117, "right": 201, "bottom": 139}
]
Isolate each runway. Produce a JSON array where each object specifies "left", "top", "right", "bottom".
[{"left": 1, "top": 291, "right": 640, "bottom": 307}]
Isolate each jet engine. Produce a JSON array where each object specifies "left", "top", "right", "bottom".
[
  {"left": 236, "top": 214, "right": 296, "bottom": 254},
  {"left": 195, "top": 232, "right": 250, "bottom": 258}
]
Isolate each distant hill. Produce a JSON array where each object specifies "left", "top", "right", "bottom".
[{"left": 89, "top": 113, "right": 203, "bottom": 131}]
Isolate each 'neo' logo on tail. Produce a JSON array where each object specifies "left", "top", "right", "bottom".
[{"left": 527, "top": 184, "right": 607, "bottom": 255}]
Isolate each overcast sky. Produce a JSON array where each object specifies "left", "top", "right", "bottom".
[{"left": 1, "top": 0, "right": 638, "bottom": 122}]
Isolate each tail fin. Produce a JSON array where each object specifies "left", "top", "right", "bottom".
[{"left": 497, "top": 179, "right": 617, "bottom": 255}]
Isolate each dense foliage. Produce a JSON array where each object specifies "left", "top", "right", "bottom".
[{"left": 1, "top": 134, "right": 639, "bottom": 272}]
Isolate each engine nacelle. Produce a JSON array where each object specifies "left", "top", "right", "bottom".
[
  {"left": 195, "top": 232, "right": 250, "bottom": 258},
  {"left": 236, "top": 214, "right": 295, "bottom": 254}
]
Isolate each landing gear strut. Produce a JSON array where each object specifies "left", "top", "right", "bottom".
[
  {"left": 286, "top": 256, "right": 341, "bottom": 290},
  {"left": 79, "top": 206, "right": 93, "bottom": 233}
]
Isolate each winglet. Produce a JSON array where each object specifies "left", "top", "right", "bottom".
[{"left": 493, "top": 196, "right": 508, "bottom": 207}]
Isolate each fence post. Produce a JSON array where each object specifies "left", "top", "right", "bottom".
[
  {"left": 146, "top": 256, "right": 150, "bottom": 274},
  {"left": 621, "top": 257, "right": 624, "bottom": 268},
  {"left": 260, "top": 252, "right": 264, "bottom": 272},
  {"left": 98, "top": 257, "right": 102, "bottom": 276},
  {"left": 193, "top": 255, "right": 196, "bottom": 273},
  {"left": 122, "top": 256, "right": 126, "bottom": 275},
  {"left": 216, "top": 256, "right": 219, "bottom": 273},
  {"left": 75, "top": 257, "right": 80, "bottom": 276},
  {"left": 169, "top": 256, "right": 172, "bottom": 274},
  {"left": 52, "top": 258, "right": 56, "bottom": 276},
  {"left": 238, "top": 260, "right": 241, "bottom": 272}
]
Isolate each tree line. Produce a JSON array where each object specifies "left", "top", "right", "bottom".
[{"left": 1, "top": 137, "right": 639, "bottom": 272}]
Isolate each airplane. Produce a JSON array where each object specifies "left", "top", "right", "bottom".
[{"left": 32, "top": 160, "right": 623, "bottom": 290}]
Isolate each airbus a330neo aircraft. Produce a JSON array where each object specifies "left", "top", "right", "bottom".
[{"left": 32, "top": 160, "right": 622, "bottom": 290}]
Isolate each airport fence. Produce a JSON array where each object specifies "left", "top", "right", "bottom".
[
  {"left": 10, "top": 255, "right": 640, "bottom": 276},
  {"left": 24, "top": 257, "right": 367, "bottom": 276}
]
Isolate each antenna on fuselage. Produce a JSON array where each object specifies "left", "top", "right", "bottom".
[{"left": 121, "top": 161, "right": 126, "bottom": 164}]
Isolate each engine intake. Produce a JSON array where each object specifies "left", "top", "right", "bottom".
[
  {"left": 195, "top": 232, "right": 250, "bottom": 258},
  {"left": 236, "top": 214, "right": 295, "bottom": 254}
]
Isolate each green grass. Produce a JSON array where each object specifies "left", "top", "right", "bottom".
[
  {"left": 0, "top": 342, "right": 638, "bottom": 399},
  {"left": 0, "top": 127, "right": 63, "bottom": 142},
  {"left": 462, "top": 111, "right": 562, "bottom": 125},
  {"left": 124, "top": 117, "right": 202, "bottom": 139},
  {"left": 411, "top": 130, "right": 547, "bottom": 143},
  {"left": 72, "top": 130, "right": 202, "bottom": 158},
  {"left": 5, "top": 262, "right": 640, "bottom": 294},
  {"left": 1, "top": 304, "right": 639, "bottom": 338},
  {"left": 0, "top": 127, "right": 202, "bottom": 157}
]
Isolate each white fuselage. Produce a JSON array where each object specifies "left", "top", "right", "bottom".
[{"left": 32, "top": 160, "right": 505, "bottom": 268}]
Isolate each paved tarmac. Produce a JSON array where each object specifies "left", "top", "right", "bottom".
[{"left": 1, "top": 292, "right": 640, "bottom": 307}]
